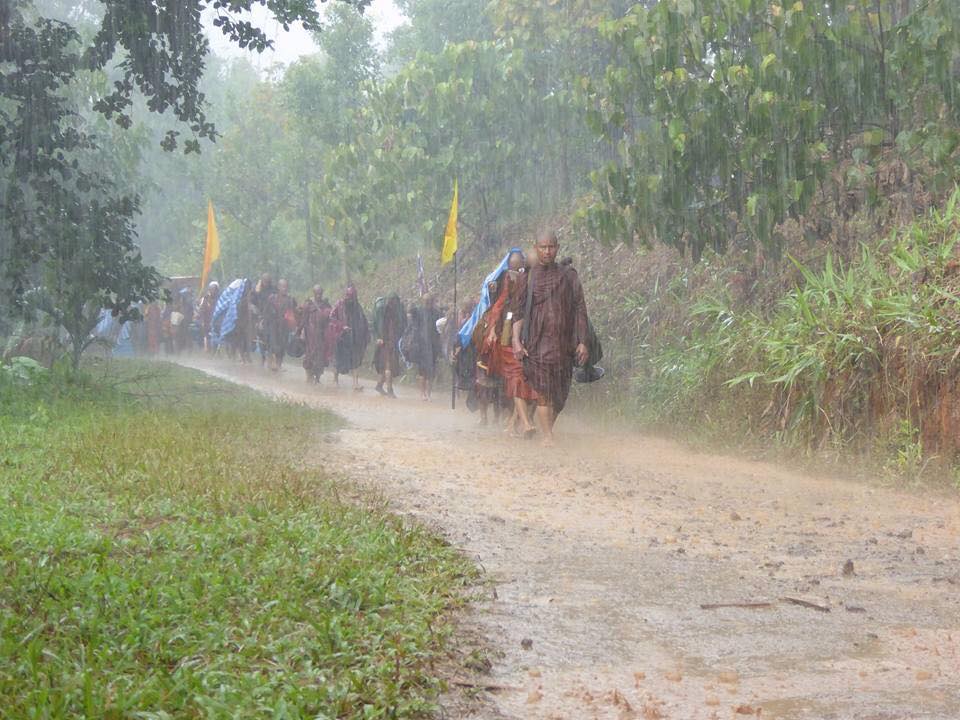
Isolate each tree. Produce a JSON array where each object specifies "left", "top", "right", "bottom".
[
  {"left": 386, "top": 0, "right": 493, "bottom": 68},
  {"left": 577, "top": 0, "right": 960, "bottom": 259},
  {"left": 24, "top": 194, "right": 163, "bottom": 370},
  {"left": 210, "top": 83, "right": 300, "bottom": 278},
  {"left": 1, "top": 0, "right": 365, "bottom": 366},
  {"left": 282, "top": 4, "right": 381, "bottom": 281},
  {"left": 366, "top": 41, "right": 542, "bottom": 248}
]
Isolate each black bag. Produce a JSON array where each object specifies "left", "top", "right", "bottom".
[
  {"left": 585, "top": 320, "right": 603, "bottom": 365},
  {"left": 286, "top": 334, "right": 305, "bottom": 358}
]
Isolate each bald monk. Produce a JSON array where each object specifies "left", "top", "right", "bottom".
[{"left": 511, "top": 230, "right": 590, "bottom": 445}]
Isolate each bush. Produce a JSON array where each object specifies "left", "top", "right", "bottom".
[{"left": 636, "top": 189, "right": 960, "bottom": 474}]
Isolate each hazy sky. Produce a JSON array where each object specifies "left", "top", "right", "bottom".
[{"left": 205, "top": 0, "right": 406, "bottom": 68}]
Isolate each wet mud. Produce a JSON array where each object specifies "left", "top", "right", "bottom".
[{"left": 180, "top": 359, "right": 960, "bottom": 720}]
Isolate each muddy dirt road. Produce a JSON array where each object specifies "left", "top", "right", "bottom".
[{"left": 181, "top": 358, "right": 959, "bottom": 720}]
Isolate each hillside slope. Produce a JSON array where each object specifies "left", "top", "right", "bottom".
[{"left": 357, "top": 189, "right": 960, "bottom": 484}]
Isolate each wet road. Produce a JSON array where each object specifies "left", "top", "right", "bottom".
[{"left": 181, "top": 358, "right": 960, "bottom": 720}]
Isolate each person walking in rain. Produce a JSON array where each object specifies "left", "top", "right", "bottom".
[
  {"left": 263, "top": 278, "right": 297, "bottom": 371},
  {"left": 373, "top": 293, "right": 405, "bottom": 398},
  {"left": 299, "top": 285, "right": 331, "bottom": 383},
  {"left": 404, "top": 294, "right": 443, "bottom": 401},
  {"left": 510, "top": 230, "right": 591, "bottom": 445},
  {"left": 329, "top": 285, "right": 370, "bottom": 391}
]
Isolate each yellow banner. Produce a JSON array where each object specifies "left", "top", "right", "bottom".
[
  {"left": 441, "top": 180, "right": 458, "bottom": 266},
  {"left": 200, "top": 200, "right": 220, "bottom": 290}
]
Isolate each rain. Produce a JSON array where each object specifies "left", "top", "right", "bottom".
[{"left": 2, "top": 1, "right": 960, "bottom": 718}]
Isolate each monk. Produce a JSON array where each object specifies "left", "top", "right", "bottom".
[
  {"left": 250, "top": 272, "right": 274, "bottom": 366},
  {"left": 475, "top": 250, "right": 537, "bottom": 435},
  {"left": 143, "top": 302, "right": 162, "bottom": 356},
  {"left": 197, "top": 281, "right": 220, "bottom": 352},
  {"left": 511, "top": 231, "right": 590, "bottom": 445},
  {"left": 299, "top": 285, "right": 331, "bottom": 384},
  {"left": 405, "top": 294, "right": 443, "bottom": 401},
  {"left": 211, "top": 277, "right": 252, "bottom": 363},
  {"left": 263, "top": 278, "right": 297, "bottom": 371},
  {"left": 329, "top": 285, "right": 370, "bottom": 391},
  {"left": 373, "top": 293, "right": 405, "bottom": 398}
]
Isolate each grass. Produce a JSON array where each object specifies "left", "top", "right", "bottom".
[
  {"left": 625, "top": 189, "right": 960, "bottom": 480},
  {"left": 0, "top": 360, "right": 474, "bottom": 719}
]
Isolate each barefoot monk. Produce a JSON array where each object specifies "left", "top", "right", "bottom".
[{"left": 510, "top": 231, "right": 590, "bottom": 445}]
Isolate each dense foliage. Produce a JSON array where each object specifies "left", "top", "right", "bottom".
[
  {"left": 580, "top": 0, "right": 960, "bottom": 259},
  {"left": 0, "top": 0, "right": 364, "bottom": 361},
  {"left": 113, "top": 0, "right": 959, "bottom": 289}
]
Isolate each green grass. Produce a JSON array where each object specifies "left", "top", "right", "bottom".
[
  {"left": 624, "top": 189, "right": 960, "bottom": 479},
  {"left": 0, "top": 360, "right": 474, "bottom": 719}
]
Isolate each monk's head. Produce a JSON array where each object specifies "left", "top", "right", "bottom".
[
  {"left": 423, "top": 293, "right": 435, "bottom": 309},
  {"left": 534, "top": 231, "right": 559, "bottom": 267},
  {"left": 345, "top": 285, "right": 358, "bottom": 302},
  {"left": 507, "top": 250, "right": 524, "bottom": 272},
  {"left": 277, "top": 279, "right": 289, "bottom": 296},
  {"left": 312, "top": 285, "right": 324, "bottom": 302}
]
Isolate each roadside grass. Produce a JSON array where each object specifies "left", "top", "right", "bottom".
[{"left": 0, "top": 360, "right": 475, "bottom": 719}]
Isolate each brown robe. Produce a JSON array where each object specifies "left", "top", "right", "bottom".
[
  {"left": 511, "top": 263, "right": 589, "bottom": 414},
  {"left": 300, "top": 298, "right": 331, "bottom": 381},
  {"left": 477, "top": 272, "right": 537, "bottom": 401}
]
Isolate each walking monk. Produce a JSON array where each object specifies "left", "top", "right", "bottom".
[
  {"left": 373, "top": 293, "right": 405, "bottom": 398},
  {"left": 460, "top": 249, "right": 537, "bottom": 434},
  {"left": 405, "top": 294, "right": 443, "bottom": 401},
  {"left": 197, "top": 281, "right": 220, "bottom": 353},
  {"left": 263, "top": 279, "right": 297, "bottom": 371},
  {"left": 329, "top": 285, "right": 370, "bottom": 391},
  {"left": 511, "top": 231, "right": 590, "bottom": 445},
  {"left": 299, "top": 285, "right": 331, "bottom": 384}
]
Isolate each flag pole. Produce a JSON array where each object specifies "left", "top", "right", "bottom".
[{"left": 451, "top": 249, "right": 457, "bottom": 410}]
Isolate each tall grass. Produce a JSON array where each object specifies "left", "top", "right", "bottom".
[
  {"left": 635, "top": 189, "right": 960, "bottom": 473},
  {"left": 0, "top": 361, "right": 474, "bottom": 718}
]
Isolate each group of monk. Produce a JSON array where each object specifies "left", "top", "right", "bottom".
[
  {"left": 195, "top": 274, "right": 448, "bottom": 399},
  {"left": 456, "top": 231, "right": 591, "bottom": 445},
  {"left": 196, "top": 277, "right": 371, "bottom": 390},
  {"left": 189, "top": 229, "right": 592, "bottom": 444}
]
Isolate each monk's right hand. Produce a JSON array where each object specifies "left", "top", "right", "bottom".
[{"left": 512, "top": 341, "right": 527, "bottom": 361}]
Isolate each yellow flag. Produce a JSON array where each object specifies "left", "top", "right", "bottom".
[
  {"left": 441, "top": 179, "right": 458, "bottom": 266},
  {"left": 200, "top": 200, "right": 220, "bottom": 290}
]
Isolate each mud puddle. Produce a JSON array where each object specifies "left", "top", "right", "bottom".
[{"left": 179, "top": 358, "right": 960, "bottom": 719}]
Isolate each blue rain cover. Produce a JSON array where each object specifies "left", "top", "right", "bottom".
[
  {"left": 211, "top": 278, "right": 248, "bottom": 346},
  {"left": 457, "top": 248, "right": 523, "bottom": 351}
]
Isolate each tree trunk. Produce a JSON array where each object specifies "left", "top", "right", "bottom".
[{"left": 304, "top": 183, "right": 315, "bottom": 284}]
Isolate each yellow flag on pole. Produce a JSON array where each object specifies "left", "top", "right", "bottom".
[
  {"left": 200, "top": 200, "right": 221, "bottom": 290},
  {"left": 440, "top": 179, "right": 458, "bottom": 266}
]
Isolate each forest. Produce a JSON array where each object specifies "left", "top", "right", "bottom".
[{"left": 3, "top": 0, "right": 960, "bottom": 464}]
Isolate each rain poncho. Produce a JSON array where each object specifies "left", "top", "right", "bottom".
[
  {"left": 458, "top": 248, "right": 523, "bottom": 351},
  {"left": 211, "top": 278, "right": 248, "bottom": 346}
]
